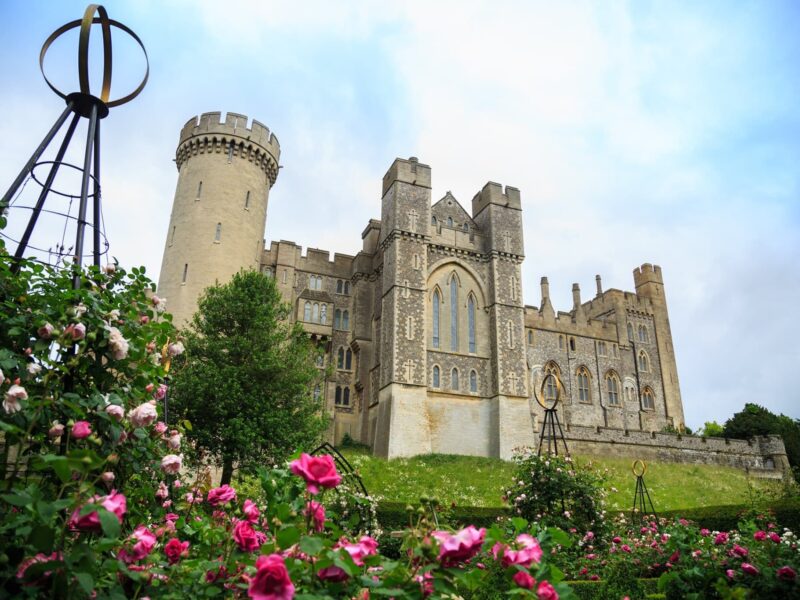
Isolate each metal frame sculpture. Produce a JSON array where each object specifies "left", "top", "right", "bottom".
[
  {"left": 630, "top": 459, "right": 657, "bottom": 521},
  {"left": 1, "top": 4, "right": 148, "bottom": 283},
  {"left": 534, "top": 372, "right": 570, "bottom": 457}
]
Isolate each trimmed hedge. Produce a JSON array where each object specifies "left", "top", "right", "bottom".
[
  {"left": 377, "top": 502, "right": 509, "bottom": 532},
  {"left": 568, "top": 579, "right": 660, "bottom": 599}
]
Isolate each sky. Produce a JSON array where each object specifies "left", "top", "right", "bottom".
[{"left": 1, "top": 1, "right": 798, "bottom": 429}]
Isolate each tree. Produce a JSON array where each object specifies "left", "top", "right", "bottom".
[
  {"left": 170, "top": 270, "right": 327, "bottom": 483},
  {"left": 700, "top": 421, "right": 725, "bottom": 437},
  {"left": 723, "top": 403, "right": 800, "bottom": 470}
]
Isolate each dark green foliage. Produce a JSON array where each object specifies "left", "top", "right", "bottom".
[
  {"left": 568, "top": 579, "right": 659, "bottom": 600},
  {"left": 724, "top": 403, "right": 800, "bottom": 470},
  {"left": 170, "top": 270, "right": 327, "bottom": 482}
]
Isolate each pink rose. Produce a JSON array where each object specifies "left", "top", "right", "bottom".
[
  {"left": 234, "top": 520, "right": 261, "bottom": 552},
  {"left": 37, "top": 323, "right": 54, "bottom": 339},
  {"left": 65, "top": 323, "right": 86, "bottom": 341},
  {"left": 244, "top": 499, "right": 260, "bottom": 523},
  {"left": 700, "top": 529, "right": 710, "bottom": 536},
  {"left": 741, "top": 562, "right": 759, "bottom": 576},
  {"left": 168, "top": 341, "right": 185, "bottom": 357},
  {"left": 432, "top": 526, "right": 486, "bottom": 566},
  {"left": 754, "top": 530, "right": 766, "bottom": 541},
  {"left": 726, "top": 569, "right": 736, "bottom": 579},
  {"left": 339, "top": 536, "right": 378, "bottom": 566},
  {"left": 207, "top": 485, "right": 237, "bottom": 506},
  {"left": 3, "top": 384, "right": 28, "bottom": 414},
  {"left": 155, "top": 384, "right": 168, "bottom": 401},
  {"left": 69, "top": 491, "right": 127, "bottom": 531},
  {"left": 777, "top": 566, "right": 797, "bottom": 581},
  {"left": 16, "top": 551, "right": 62, "bottom": 582},
  {"left": 155, "top": 481, "right": 169, "bottom": 500},
  {"left": 500, "top": 534, "right": 542, "bottom": 568},
  {"left": 140, "top": 315, "right": 150, "bottom": 325},
  {"left": 536, "top": 580, "right": 559, "bottom": 600},
  {"left": 317, "top": 565, "right": 349, "bottom": 583},
  {"left": 106, "top": 326, "right": 129, "bottom": 360},
  {"left": 247, "top": 554, "right": 294, "bottom": 600},
  {"left": 289, "top": 453, "right": 342, "bottom": 494},
  {"left": 769, "top": 532, "right": 781, "bottom": 543},
  {"left": 513, "top": 571, "right": 535, "bottom": 589},
  {"left": 621, "top": 544, "right": 632, "bottom": 553},
  {"left": 101, "top": 471, "right": 115, "bottom": 483},
  {"left": 119, "top": 525, "right": 157, "bottom": 563},
  {"left": 105, "top": 404, "right": 125, "bottom": 421},
  {"left": 732, "top": 544, "right": 748, "bottom": 557},
  {"left": 154, "top": 421, "right": 168, "bottom": 434},
  {"left": 48, "top": 422, "right": 64, "bottom": 438},
  {"left": 304, "top": 501, "right": 325, "bottom": 533},
  {"left": 128, "top": 401, "right": 158, "bottom": 428},
  {"left": 161, "top": 454, "right": 182, "bottom": 474},
  {"left": 71, "top": 421, "right": 92, "bottom": 439},
  {"left": 164, "top": 538, "right": 190, "bottom": 564},
  {"left": 145, "top": 383, "right": 155, "bottom": 393},
  {"left": 612, "top": 536, "right": 622, "bottom": 544},
  {"left": 167, "top": 431, "right": 181, "bottom": 450},
  {"left": 714, "top": 532, "right": 729, "bottom": 545}
]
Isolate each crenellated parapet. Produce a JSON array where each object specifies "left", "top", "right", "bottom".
[{"left": 176, "top": 112, "right": 281, "bottom": 185}]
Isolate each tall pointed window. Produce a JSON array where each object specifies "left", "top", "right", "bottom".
[
  {"left": 342, "top": 310, "right": 350, "bottom": 330},
  {"left": 432, "top": 289, "right": 441, "bottom": 349},
  {"left": 432, "top": 365, "right": 440, "bottom": 388},
  {"left": 320, "top": 304, "right": 327, "bottom": 325},
  {"left": 606, "top": 371, "right": 621, "bottom": 405},
  {"left": 335, "top": 386, "right": 342, "bottom": 405},
  {"left": 451, "top": 368, "right": 459, "bottom": 390},
  {"left": 577, "top": 366, "right": 591, "bottom": 403},
  {"left": 638, "top": 350, "right": 649, "bottom": 372},
  {"left": 312, "top": 303, "right": 319, "bottom": 323},
  {"left": 337, "top": 347, "right": 344, "bottom": 369},
  {"left": 468, "top": 296, "right": 476, "bottom": 353},
  {"left": 469, "top": 370, "right": 477, "bottom": 392},
  {"left": 543, "top": 362, "right": 561, "bottom": 402},
  {"left": 345, "top": 349, "right": 352, "bottom": 370},
  {"left": 447, "top": 217, "right": 453, "bottom": 227},
  {"left": 638, "top": 324, "right": 649, "bottom": 343},
  {"left": 450, "top": 275, "right": 458, "bottom": 351},
  {"left": 627, "top": 322, "right": 634, "bottom": 342},
  {"left": 642, "top": 387, "right": 655, "bottom": 410},
  {"left": 304, "top": 302, "right": 312, "bottom": 322},
  {"left": 343, "top": 387, "right": 350, "bottom": 406},
  {"left": 334, "top": 309, "right": 342, "bottom": 329}
]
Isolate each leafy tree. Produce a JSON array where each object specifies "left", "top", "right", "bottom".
[
  {"left": 170, "top": 270, "right": 327, "bottom": 483},
  {"left": 723, "top": 403, "right": 800, "bottom": 470},
  {"left": 700, "top": 420, "right": 725, "bottom": 437}
]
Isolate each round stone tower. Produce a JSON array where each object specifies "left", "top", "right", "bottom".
[{"left": 157, "top": 112, "right": 280, "bottom": 326}]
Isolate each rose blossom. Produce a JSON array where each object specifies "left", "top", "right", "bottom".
[
  {"left": 155, "top": 384, "right": 168, "bottom": 401},
  {"left": 119, "top": 525, "right": 157, "bottom": 563},
  {"left": 105, "top": 404, "right": 125, "bottom": 421},
  {"left": 234, "top": 520, "right": 261, "bottom": 552},
  {"left": 714, "top": 532, "right": 729, "bottom": 545},
  {"left": 513, "top": 571, "right": 535, "bottom": 589},
  {"left": 154, "top": 421, "right": 168, "bottom": 434},
  {"left": 128, "top": 400, "right": 158, "bottom": 427},
  {"left": 27, "top": 363, "right": 42, "bottom": 376},
  {"left": 71, "top": 421, "right": 92, "bottom": 439},
  {"left": 64, "top": 323, "right": 86, "bottom": 341},
  {"left": 4, "top": 384, "right": 28, "bottom": 414},
  {"left": 732, "top": 544, "right": 748, "bottom": 557},
  {"left": 105, "top": 326, "right": 129, "bottom": 360},
  {"left": 754, "top": 530, "right": 767, "bottom": 541},
  {"left": 68, "top": 491, "right": 126, "bottom": 531},
  {"left": 317, "top": 536, "right": 378, "bottom": 582},
  {"left": 769, "top": 532, "right": 781, "bottom": 543},
  {"left": 156, "top": 482, "right": 169, "bottom": 500},
  {"left": 161, "top": 454, "right": 182, "bottom": 475},
  {"left": 151, "top": 295, "right": 166, "bottom": 312},
  {"left": 536, "top": 580, "right": 558, "bottom": 600},
  {"left": 165, "top": 538, "right": 190, "bottom": 564},
  {"left": 726, "top": 569, "right": 736, "bottom": 579},
  {"left": 16, "top": 551, "right": 62, "bottom": 582},
  {"left": 37, "top": 323, "right": 54, "bottom": 339},
  {"left": 247, "top": 554, "right": 294, "bottom": 600},
  {"left": 499, "top": 534, "right": 542, "bottom": 568},
  {"left": 167, "top": 430, "right": 181, "bottom": 450},
  {"left": 289, "top": 453, "right": 342, "bottom": 494},
  {"left": 101, "top": 471, "right": 115, "bottom": 483},
  {"left": 207, "top": 484, "right": 237, "bottom": 506},
  {"left": 700, "top": 529, "right": 710, "bottom": 536},
  {"left": 243, "top": 499, "right": 260, "bottom": 523},
  {"left": 48, "top": 422, "right": 64, "bottom": 438},
  {"left": 168, "top": 341, "right": 185, "bottom": 357},
  {"left": 777, "top": 566, "right": 797, "bottom": 581},
  {"left": 432, "top": 526, "right": 486, "bottom": 566},
  {"left": 304, "top": 501, "right": 325, "bottom": 533},
  {"left": 741, "top": 563, "right": 759, "bottom": 576},
  {"left": 104, "top": 263, "right": 116, "bottom": 274}
]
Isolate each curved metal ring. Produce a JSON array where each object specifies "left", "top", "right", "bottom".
[
  {"left": 39, "top": 6, "right": 149, "bottom": 108},
  {"left": 632, "top": 459, "right": 647, "bottom": 477},
  {"left": 534, "top": 372, "right": 563, "bottom": 410}
]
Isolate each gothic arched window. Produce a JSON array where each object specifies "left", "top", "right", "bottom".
[
  {"left": 336, "top": 280, "right": 343, "bottom": 294},
  {"left": 432, "top": 365, "right": 440, "bottom": 388},
  {"left": 606, "top": 370, "right": 621, "bottom": 405},
  {"left": 335, "top": 386, "right": 342, "bottom": 405},
  {"left": 577, "top": 366, "right": 591, "bottom": 403},
  {"left": 432, "top": 289, "right": 441, "bottom": 349},
  {"left": 470, "top": 369, "right": 478, "bottom": 393},
  {"left": 343, "top": 387, "right": 350, "bottom": 406},
  {"left": 342, "top": 310, "right": 350, "bottom": 330},
  {"left": 345, "top": 349, "right": 352, "bottom": 370},
  {"left": 447, "top": 217, "right": 453, "bottom": 227},
  {"left": 337, "top": 347, "right": 344, "bottom": 370},
  {"left": 451, "top": 368, "right": 459, "bottom": 390},
  {"left": 304, "top": 301, "right": 312, "bottom": 322},
  {"left": 320, "top": 304, "right": 327, "bottom": 325},
  {"left": 543, "top": 362, "right": 561, "bottom": 402},
  {"left": 449, "top": 274, "right": 459, "bottom": 351},
  {"left": 638, "top": 350, "right": 649, "bottom": 372},
  {"left": 638, "top": 324, "right": 649, "bottom": 343},
  {"left": 313, "top": 385, "right": 321, "bottom": 401},
  {"left": 312, "top": 303, "right": 319, "bottom": 323},
  {"left": 334, "top": 309, "right": 341, "bottom": 329},
  {"left": 468, "top": 295, "right": 476, "bottom": 353},
  {"left": 642, "top": 387, "right": 655, "bottom": 410},
  {"left": 627, "top": 322, "right": 634, "bottom": 342}
]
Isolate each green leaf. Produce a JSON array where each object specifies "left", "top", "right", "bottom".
[
  {"left": 511, "top": 517, "right": 528, "bottom": 532},
  {"left": 546, "top": 527, "right": 572, "bottom": 548},
  {"left": 28, "top": 524, "right": 55, "bottom": 553},
  {"left": 1, "top": 493, "right": 31, "bottom": 507},
  {"left": 298, "top": 535, "right": 324, "bottom": 556},
  {"left": 75, "top": 572, "right": 94, "bottom": 594},
  {"left": 98, "top": 508, "right": 121, "bottom": 539},
  {"left": 276, "top": 525, "right": 300, "bottom": 549}
]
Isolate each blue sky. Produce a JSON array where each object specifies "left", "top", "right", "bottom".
[{"left": 1, "top": 1, "right": 798, "bottom": 428}]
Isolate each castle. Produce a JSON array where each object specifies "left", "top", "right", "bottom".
[{"left": 157, "top": 112, "right": 788, "bottom": 474}]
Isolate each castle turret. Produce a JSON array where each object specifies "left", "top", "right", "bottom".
[
  {"left": 633, "top": 263, "right": 685, "bottom": 429},
  {"left": 157, "top": 112, "right": 280, "bottom": 326}
]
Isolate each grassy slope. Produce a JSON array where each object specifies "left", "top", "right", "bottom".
[{"left": 341, "top": 448, "right": 785, "bottom": 511}]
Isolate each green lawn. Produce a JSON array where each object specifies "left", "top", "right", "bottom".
[{"left": 340, "top": 448, "right": 785, "bottom": 511}]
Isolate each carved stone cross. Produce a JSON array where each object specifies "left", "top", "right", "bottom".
[
  {"left": 403, "top": 359, "right": 415, "bottom": 382},
  {"left": 408, "top": 209, "right": 418, "bottom": 231},
  {"left": 508, "top": 371, "right": 519, "bottom": 394},
  {"left": 502, "top": 231, "right": 512, "bottom": 252}
]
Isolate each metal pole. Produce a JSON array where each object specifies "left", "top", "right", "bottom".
[
  {"left": 72, "top": 103, "right": 98, "bottom": 288},
  {"left": 12, "top": 112, "right": 81, "bottom": 267},
  {"left": 1, "top": 101, "right": 74, "bottom": 207},
  {"left": 92, "top": 117, "right": 101, "bottom": 266}
]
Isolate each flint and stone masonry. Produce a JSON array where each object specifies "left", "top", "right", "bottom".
[{"left": 158, "top": 112, "right": 789, "bottom": 477}]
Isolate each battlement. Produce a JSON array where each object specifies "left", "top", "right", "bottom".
[
  {"left": 382, "top": 156, "right": 432, "bottom": 196},
  {"left": 179, "top": 111, "right": 280, "bottom": 150},
  {"left": 633, "top": 263, "right": 663, "bottom": 288},
  {"left": 471, "top": 181, "right": 521, "bottom": 217}
]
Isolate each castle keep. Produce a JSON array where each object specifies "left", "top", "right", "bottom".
[{"left": 158, "top": 112, "right": 788, "bottom": 474}]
